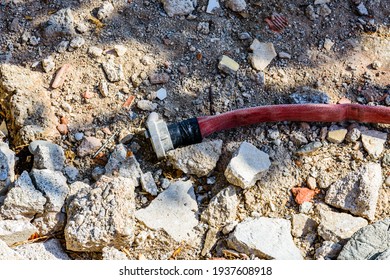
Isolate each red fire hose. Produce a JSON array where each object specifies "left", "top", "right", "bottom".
[{"left": 146, "top": 104, "right": 390, "bottom": 158}]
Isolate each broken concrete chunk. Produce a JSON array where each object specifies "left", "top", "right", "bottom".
[
  {"left": 44, "top": 8, "right": 75, "bottom": 38},
  {"left": 224, "top": 142, "right": 271, "bottom": 189},
  {"left": 77, "top": 137, "right": 102, "bottom": 157},
  {"left": 226, "top": 0, "right": 247, "bottom": 12},
  {"left": 218, "top": 55, "right": 239, "bottom": 74},
  {"left": 325, "top": 163, "right": 382, "bottom": 220},
  {"left": 327, "top": 128, "right": 347, "bottom": 144},
  {"left": 13, "top": 239, "right": 70, "bottom": 260},
  {"left": 0, "top": 220, "right": 37, "bottom": 246},
  {"left": 29, "top": 140, "right": 65, "bottom": 171},
  {"left": 291, "top": 214, "right": 318, "bottom": 238},
  {"left": 65, "top": 176, "right": 136, "bottom": 252},
  {"left": 227, "top": 217, "right": 303, "bottom": 260},
  {"left": 318, "top": 209, "right": 368, "bottom": 244},
  {"left": 0, "top": 239, "right": 23, "bottom": 260},
  {"left": 201, "top": 227, "right": 218, "bottom": 256},
  {"left": 97, "top": 2, "right": 115, "bottom": 20},
  {"left": 315, "top": 241, "right": 343, "bottom": 260},
  {"left": 114, "top": 45, "right": 127, "bottom": 57},
  {"left": 361, "top": 130, "right": 387, "bottom": 158},
  {"left": 338, "top": 218, "right": 390, "bottom": 260},
  {"left": 137, "top": 100, "right": 158, "bottom": 111},
  {"left": 102, "top": 59, "right": 124, "bottom": 82},
  {"left": 160, "top": 0, "right": 197, "bottom": 17},
  {"left": 206, "top": 0, "right": 220, "bottom": 14},
  {"left": 156, "top": 88, "right": 167, "bottom": 100},
  {"left": 201, "top": 186, "right": 238, "bottom": 228},
  {"left": 0, "top": 142, "right": 15, "bottom": 194},
  {"left": 167, "top": 140, "right": 223, "bottom": 177},
  {"left": 290, "top": 87, "right": 330, "bottom": 104},
  {"left": 248, "top": 40, "right": 277, "bottom": 71},
  {"left": 135, "top": 180, "right": 198, "bottom": 242},
  {"left": 0, "top": 171, "right": 46, "bottom": 220},
  {"left": 102, "top": 246, "right": 128, "bottom": 260},
  {"left": 140, "top": 172, "right": 158, "bottom": 196}
]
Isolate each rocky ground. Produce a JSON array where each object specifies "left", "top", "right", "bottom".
[{"left": 0, "top": 0, "right": 390, "bottom": 260}]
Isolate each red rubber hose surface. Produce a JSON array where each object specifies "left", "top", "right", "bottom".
[{"left": 197, "top": 104, "right": 390, "bottom": 138}]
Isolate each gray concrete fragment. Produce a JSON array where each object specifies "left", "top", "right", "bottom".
[
  {"left": 105, "top": 144, "right": 142, "bottom": 186},
  {"left": 161, "top": 0, "right": 197, "bottom": 17},
  {"left": 167, "top": 140, "right": 223, "bottom": 177},
  {"left": 44, "top": 8, "right": 75, "bottom": 38},
  {"left": 226, "top": 0, "right": 246, "bottom": 12},
  {"left": 0, "top": 239, "right": 22, "bottom": 260},
  {"left": 227, "top": 217, "right": 303, "bottom": 260},
  {"left": 13, "top": 239, "right": 70, "bottom": 260},
  {"left": 65, "top": 176, "right": 135, "bottom": 252},
  {"left": 97, "top": 2, "right": 114, "bottom": 20},
  {"left": 135, "top": 180, "right": 198, "bottom": 242},
  {"left": 201, "top": 186, "right": 238, "bottom": 228},
  {"left": 29, "top": 140, "right": 65, "bottom": 171},
  {"left": 291, "top": 214, "right": 318, "bottom": 238},
  {"left": 361, "top": 130, "right": 387, "bottom": 158},
  {"left": 77, "top": 137, "right": 102, "bottom": 157},
  {"left": 201, "top": 227, "right": 218, "bottom": 256},
  {"left": 140, "top": 172, "right": 158, "bottom": 196},
  {"left": 102, "top": 246, "right": 128, "bottom": 260},
  {"left": 0, "top": 220, "right": 37, "bottom": 246},
  {"left": 1, "top": 171, "right": 46, "bottom": 220},
  {"left": 0, "top": 142, "right": 15, "bottom": 194},
  {"left": 338, "top": 219, "right": 390, "bottom": 260},
  {"left": 224, "top": 142, "right": 271, "bottom": 189},
  {"left": 290, "top": 87, "right": 330, "bottom": 104},
  {"left": 102, "top": 58, "right": 124, "bottom": 82},
  {"left": 317, "top": 210, "right": 368, "bottom": 244},
  {"left": 325, "top": 163, "right": 382, "bottom": 220},
  {"left": 249, "top": 40, "right": 276, "bottom": 71},
  {"left": 315, "top": 241, "right": 343, "bottom": 260}
]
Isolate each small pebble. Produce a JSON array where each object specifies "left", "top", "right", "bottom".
[
  {"left": 385, "top": 176, "right": 390, "bottom": 186},
  {"left": 74, "top": 132, "right": 84, "bottom": 141},
  {"left": 57, "top": 124, "right": 68, "bottom": 135},
  {"left": 307, "top": 176, "right": 317, "bottom": 190},
  {"left": 114, "top": 45, "right": 127, "bottom": 56},
  {"left": 156, "top": 88, "right": 167, "bottom": 100}
]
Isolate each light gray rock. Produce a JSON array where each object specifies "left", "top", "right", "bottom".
[
  {"left": 135, "top": 180, "right": 198, "bottom": 242},
  {"left": 160, "top": 0, "right": 197, "bottom": 17},
  {"left": 0, "top": 239, "right": 22, "bottom": 260},
  {"left": 0, "top": 171, "right": 46, "bottom": 220},
  {"left": 318, "top": 209, "right": 368, "bottom": 244},
  {"left": 338, "top": 218, "right": 390, "bottom": 260},
  {"left": 44, "top": 8, "right": 75, "bottom": 38},
  {"left": 97, "top": 2, "right": 114, "bottom": 20},
  {"left": 201, "top": 227, "right": 218, "bottom": 256},
  {"left": 102, "top": 246, "right": 128, "bottom": 260},
  {"left": 0, "top": 220, "right": 37, "bottom": 246},
  {"left": 42, "top": 56, "right": 55, "bottom": 73},
  {"left": 226, "top": 0, "right": 246, "bottom": 12},
  {"left": 345, "top": 127, "right": 361, "bottom": 143},
  {"left": 140, "top": 172, "right": 158, "bottom": 196},
  {"left": 29, "top": 140, "right": 65, "bottom": 171},
  {"left": 114, "top": 45, "right": 127, "bottom": 57},
  {"left": 201, "top": 186, "right": 238, "bottom": 228},
  {"left": 227, "top": 217, "right": 303, "bottom": 260},
  {"left": 249, "top": 40, "right": 276, "bottom": 71},
  {"left": 327, "top": 128, "right": 347, "bottom": 144},
  {"left": 325, "top": 163, "right": 382, "bottom": 220},
  {"left": 356, "top": 2, "right": 368, "bottom": 16},
  {"left": 65, "top": 176, "right": 136, "bottom": 252},
  {"left": 315, "top": 241, "right": 343, "bottom": 260},
  {"left": 361, "top": 130, "right": 387, "bottom": 158},
  {"left": 290, "top": 131, "right": 308, "bottom": 146},
  {"left": 77, "top": 137, "right": 102, "bottom": 157},
  {"left": 290, "top": 87, "right": 330, "bottom": 104},
  {"left": 0, "top": 142, "right": 15, "bottom": 194},
  {"left": 167, "top": 140, "right": 223, "bottom": 177},
  {"left": 224, "top": 141, "right": 271, "bottom": 189},
  {"left": 88, "top": 46, "right": 103, "bottom": 58},
  {"left": 295, "top": 141, "right": 322, "bottom": 156},
  {"left": 291, "top": 214, "right": 318, "bottom": 237},
  {"left": 63, "top": 166, "right": 79, "bottom": 183},
  {"left": 137, "top": 100, "right": 158, "bottom": 111},
  {"left": 13, "top": 239, "right": 70, "bottom": 260},
  {"left": 102, "top": 58, "right": 124, "bottom": 82},
  {"left": 105, "top": 144, "right": 142, "bottom": 186},
  {"left": 69, "top": 36, "right": 85, "bottom": 50}
]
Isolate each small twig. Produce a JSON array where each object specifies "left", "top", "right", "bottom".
[{"left": 92, "top": 130, "right": 118, "bottom": 158}]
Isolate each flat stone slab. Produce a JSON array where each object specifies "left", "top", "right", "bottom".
[
  {"left": 167, "top": 140, "right": 223, "bottom": 177},
  {"left": 0, "top": 220, "right": 37, "bottom": 246},
  {"left": 325, "top": 163, "right": 382, "bottom": 220},
  {"left": 65, "top": 176, "right": 136, "bottom": 252},
  {"left": 225, "top": 141, "right": 271, "bottom": 189},
  {"left": 318, "top": 209, "right": 368, "bottom": 244},
  {"left": 249, "top": 40, "right": 276, "bottom": 71},
  {"left": 135, "top": 180, "right": 198, "bottom": 242},
  {"left": 227, "top": 217, "right": 303, "bottom": 260},
  {"left": 13, "top": 239, "right": 70, "bottom": 260},
  {"left": 338, "top": 218, "right": 390, "bottom": 260}
]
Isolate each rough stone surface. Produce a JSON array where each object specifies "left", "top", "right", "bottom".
[
  {"left": 345, "top": 127, "right": 361, "bottom": 143},
  {"left": 161, "top": 0, "right": 197, "bottom": 17},
  {"left": 291, "top": 214, "right": 318, "bottom": 237},
  {"left": 290, "top": 87, "right": 330, "bottom": 104},
  {"left": 375, "top": 249, "right": 390, "bottom": 260},
  {"left": 325, "top": 163, "right": 382, "bottom": 220},
  {"left": 249, "top": 40, "right": 277, "bottom": 71},
  {"left": 105, "top": 144, "right": 142, "bottom": 187},
  {"left": 0, "top": 142, "right": 15, "bottom": 194},
  {"left": 0, "top": 171, "right": 46, "bottom": 220},
  {"left": 201, "top": 227, "right": 218, "bottom": 256},
  {"left": 295, "top": 141, "right": 322, "bottom": 155},
  {"left": 0, "top": 220, "right": 37, "bottom": 246},
  {"left": 327, "top": 128, "right": 347, "bottom": 144},
  {"left": 137, "top": 100, "right": 158, "bottom": 111},
  {"left": 226, "top": 0, "right": 246, "bottom": 12},
  {"left": 65, "top": 176, "right": 136, "bottom": 252},
  {"left": 102, "top": 246, "right": 128, "bottom": 260},
  {"left": 318, "top": 209, "right": 368, "bottom": 244},
  {"left": 361, "top": 130, "right": 387, "bottom": 158},
  {"left": 315, "top": 241, "right": 343, "bottom": 260},
  {"left": 167, "top": 140, "right": 223, "bottom": 177},
  {"left": 0, "top": 239, "right": 22, "bottom": 260},
  {"left": 201, "top": 186, "right": 238, "bottom": 228},
  {"left": 29, "top": 140, "right": 65, "bottom": 171},
  {"left": 140, "top": 172, "right": 158, "bottom": 196},
  {"left": 338, "top": 219, "right": 390, "bottom": 260},
  {"left": 13, "top": 239, "right": 70, "bottom": 260},
  {"left": 102, "top": 58, "right": 124, "bottom": 82},
  {"left": 44, "top": 8, "right": 75, "bottom": 38},
  {"left": 77, "top": 137, "right": 102, "bottom": 157},
  {"left": 224, "top": 141, "right": 271, "bottom": 189},
  {"left": 135, "top": 180, "right": 198, "bottom": 242},
  {"left": 97, "top": 2, "right": 114, "bottom": 20},
  {"left": 227, "top": 217, "right": 303, "bottom": 260}
]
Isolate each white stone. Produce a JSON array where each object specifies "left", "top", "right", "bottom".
[
  {"left": 88, "top": 46, "right": 103, "bottom": 58},
  {"left": 361, "top": 130, "right": 387, "bottom": 158},
  {"left": 13, "top": 239, "right": 70, "bottom": 260},
  {"left": 0, "top": 239, "right": 22, "bottom": 260},
  {"left": 97, "top": 2, "right": 114, "bottom": 20},
  {"left": 135, "top": 180, "right": 198, "bottom": 242},
  {"left": 137, "top": 100, "right": 158, "bottom": 111},
  {"left": 206, "top": 0, "right": 220, "bottom": 14},
  {"left": 0, "top": 142, "right": 15, "bottom": 194},
  {"left": 0, "top": 220, "right": 37, "bottom": 246},
  {"left": 226, "top": 0, "right": 247, "bottom": 12},
  {"left": 102, "top": 246, "right": 128, "bottom": 260},
  {"left": 160, "top": 0, "right": 197, "bottom": 17},
  {"left": 224, "top": 141, "right": 271, "bottom": 189},
  {"left": 140, "top": 172, "right": 158, "bottom": 196},
  {"left": 156, "top": 88, "right": 167, "bottom": 100},
  {"left": 29, "top": 140, "right": 65, "bottom": 171},
  {"left": 357, "top": 2, "right": 368, "bottom": 16},
  {"left": 227, "top": 217, "right": 303, "bottom": 260},
  {"left": 291, "top": 214, "right": 318, "bottom": 237},
  {"left": 42, "top": 56, "right": 55, "bottom": 73},
  {"left": 249, "top": 40, "right": 277, "bottom": 71},
  {"left": 114, "top": 45, "right": 127, "bottom": 56}
]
